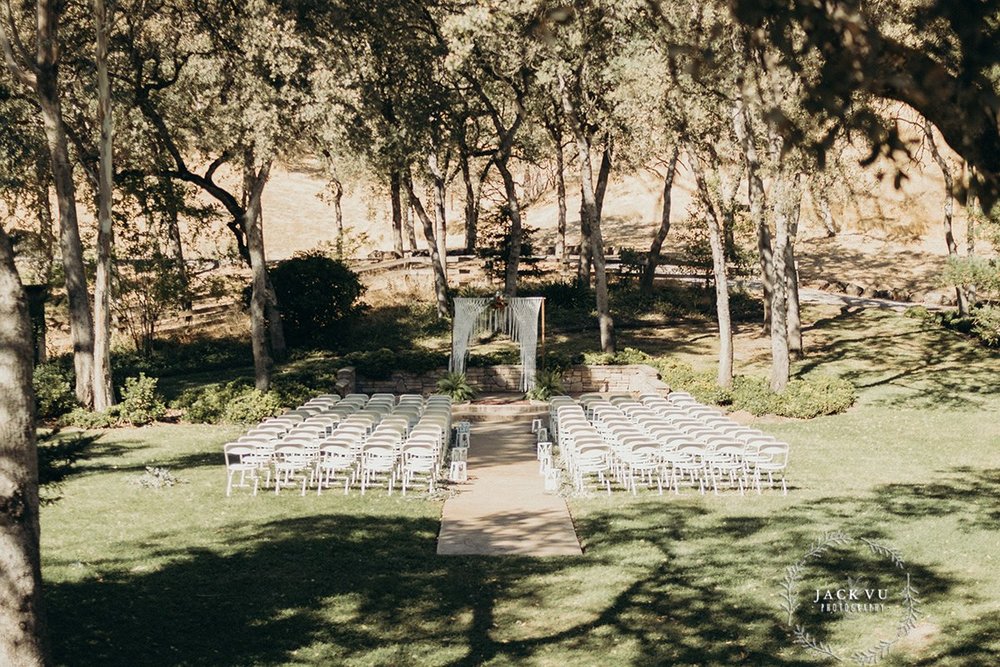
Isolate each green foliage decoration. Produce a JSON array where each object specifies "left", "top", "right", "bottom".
[
  {"left": 436, "top": 372, "right": 475, "bottom": 402},
  {"left": 526, "top": 369, "right": 565, "bottom": 401}
]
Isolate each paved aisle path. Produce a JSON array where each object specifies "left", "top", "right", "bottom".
[{"left": 437, "top": 418, "right": 582, "bottom": 556}]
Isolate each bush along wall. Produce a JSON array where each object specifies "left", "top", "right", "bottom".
[{"left": 589, "top": 348, "right": 857, "bottom": 418}]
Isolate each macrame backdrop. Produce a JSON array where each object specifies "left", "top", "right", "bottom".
[{"left": 451, "top": 297, "right": 544, "bottom": 391}]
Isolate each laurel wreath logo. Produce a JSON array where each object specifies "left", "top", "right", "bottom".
[{"left": 780, "top": 532, "right": 921, "bottom": 664}]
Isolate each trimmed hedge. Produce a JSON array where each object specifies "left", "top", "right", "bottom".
[{"left": 653, "top": 358, "right": 856, "bottom": 418}]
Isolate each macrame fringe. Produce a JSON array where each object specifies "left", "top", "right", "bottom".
[{"left": 450, "top": 297, "right": 543, "bottom": 391}]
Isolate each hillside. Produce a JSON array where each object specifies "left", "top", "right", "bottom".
[{"left": 247, "top": 147, "right": 983, "bottom": 305}]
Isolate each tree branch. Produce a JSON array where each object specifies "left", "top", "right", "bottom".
[{"left": 0, "top": 1, "right": 38, "bottom": 88}]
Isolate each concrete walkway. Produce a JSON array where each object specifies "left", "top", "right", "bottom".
[{"left": 437, "top": 418, "right": 582, "bottom": 557}]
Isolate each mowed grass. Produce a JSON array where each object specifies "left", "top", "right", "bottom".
[{"left": 41, "top": 307, "right": 1000, "bottom": 666}]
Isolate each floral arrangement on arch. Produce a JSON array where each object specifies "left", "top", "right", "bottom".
[{"left": 489, "top": 293, "right": 507, "bottom": 311}]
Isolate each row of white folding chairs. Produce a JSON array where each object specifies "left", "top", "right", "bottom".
[
  {"left": 227, "top": 413, "right": 451, "bottom": 496},
  {"left": 227, "top": 393, "right": 454, "bottom": 494},
  {"left": 553, "top": 396, "right": 789, "bottom": 495},
  {"left": 558, "top": 427, "right": 786, "bottom": 496},
  {"left": 594, "top": 397, "right": 788, "bottom": 491},
  {"left": 314, "top": 400, "right": 454, "bottom": 496},
  {"left": 225, "top": 437, "right": 440, "bottom": 497}
]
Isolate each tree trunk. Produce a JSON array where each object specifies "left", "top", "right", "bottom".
[
  {"left": 258, "top": 205, "right": 286, "bottom": 363},
  {"left": 460, "top": 152, "right": 478, "bottom": 254},
  {"left": 496, "top": 160, "right": 524, "bottom": 297},
  {"left": 594, "top": 141, "right": 612, "bottom": 241},
  {"left": 389, "top": 170, "right": 404, "bottom": 256},
  {"left": 818, "top": 192, "right": 837, "bottom": 237},
  {"left": 402, "top": 186, "right": 417, "bottom": 253},
  {"left": 330, "top": 177, "right": 344, "bottom": 258},
  {"left": 769, "top": 174, "right": 791, "bottom": 392},
  {"left": 33, "top": 166, "right": 54, "bottom": 284},
  {"left": 406, "top": 176, "right": 450, "bottom": 318},
  {"left": 559, "top": 75, "right": 613, "bottom": 350},
  {"left": 641, "top": 147, "right": 680, "bottom": 295},
  {"left": 925, "top": 120, "right": 969, "bottom": 315},
  {"left": 33, "top": 6, "right": 95, "bottom": 406},
  {"left": 33, "top": 174, "right": 53, "bottom": 363},
  {"left": 576, "top": 184, "right": 593, "bottom": 286},
  {"left": 734, "top": 104, "right": 773, "bottom": 332},
  {"left": 555, "top": 137, "right": 567, "bottom": 263},
  {"left": 966, "top": 169, "right": 979, "bottom": 305},
  {"left": 163, "top": 202, "right": 191, "bottom": 312},
  {"left": 785, "top": 176, "right": 804, "bottom": 358},
  {"left": 92, "top": 0, "right": 115, "bottom": 411},
  {"left": 572, "top": 135, "right": 615, "bottom": 353},
  {"left": 0, "top": 226, "right": 48, "bottom": 667},
  {"left": 428, "top": 154, "right": 448, "bottom": 275},
  {"left": 693, "top": 159, "right": 733, "bottom": 388},
  {"left": 245, "top": 161, "right": 274, "bottom": 391}
]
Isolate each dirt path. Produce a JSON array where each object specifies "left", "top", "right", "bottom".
[{"left": 437, "top": 418, "right": 582, "bottom": 557}]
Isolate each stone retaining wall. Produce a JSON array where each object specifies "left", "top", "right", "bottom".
[{"left": 348, "top": 363, "right": 669, "bottom": 396}]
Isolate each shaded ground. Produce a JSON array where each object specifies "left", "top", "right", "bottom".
[{"left": 40, "top": 305, "right": 1000, "bottom": 666}]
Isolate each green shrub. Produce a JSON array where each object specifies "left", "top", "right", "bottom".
[
  {"left": 616, "top": 247, "right": 645, "bottom": 285},
  {"left": 904, "top": 305, "right": 932, "bottom": 320},
  {"left": 271, "top": 379, "right": 315, "bottom": 408},
  {"left": 173, "top": 380, "right": 289, "bottom": 424},
  {"left": 62, "top": 406, "right": 120, "bottom": 429},
  {"left": 522, "top": 280, "right": 592, "bottom": 310},
  {"left": 118, "top": 373, "right": 167, "bottom": 426},
  {"left": 728, "top": 376, "right": 779, "bottom": 415},
  {"left": 775, "top": 376, "right": 857, "bottom": 418},
  {"left": 583, "top": 347, "right": 652, "bottom": 366},
  {"left": 467, "top": 348, "right": 521, "bottom": 367},
  {"left": 111, "top": 337, "right": 252, "bottom": 381},
  {"left": 34, "top": 363, "right": 77, "bottom": 419},
  {"left": 173, "top": 381, "right": 245, "bottom": 423},
  {"left": 971, "top": 305, "right": 1000, "bottom": 347},
  {"left": 652, "top": 357, "right": 855, "bottom": 418},
  {"left": 540, "top": 350, "right": 578, "bottom": 372},
  {"left": 397, "top": 349, "right": 449, "bottom": 374},
  {"left": 221, "top": 389, "right": 284, "bottom": 424},
  {"left": 344, "top": 348, "right": 397, "bottom": 380},
  {"left": 940, "top": 310, "right": 976, "bottom": 335},
  {"left": 436, "top": 372, "right": 475, "bottom": 402},
  {"left": 268, "top": 252, "right": 366, "bottom": 347},
  {"left": 526, "top": 369, "right": 565, "bottom": 401}
]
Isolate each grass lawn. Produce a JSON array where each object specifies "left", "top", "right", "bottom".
[{"left": 41, "top": 306, "right": 1000, "bottom": 666}]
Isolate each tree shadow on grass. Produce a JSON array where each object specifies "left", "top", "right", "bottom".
[
  {"left": 38, "top": 432, "right": 139, "bottom": 503},
  {"left": 46, "top": 504, "right": 826, "bottom": 667},
  {"left": 869, "top": 466, "right": 1000, "bottom": 532},
  {"left": 45, "top": 479, "right": 987, "bottom": 667},
  {"left": 795, "top": 308, "right": 1000, "bottom": 410},
  {"left": 911, "top": 610, "right": 1000, "bottom": 666}
]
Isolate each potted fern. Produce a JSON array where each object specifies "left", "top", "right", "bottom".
[
  {"left": 526, "top": 369, "right": 565, "bottom": 401},
  {"left": 436, "top": 372, "right": 476, "bottom": 402}
]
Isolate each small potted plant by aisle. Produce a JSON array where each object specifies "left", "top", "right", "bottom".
[{"left": 436, "top": 371, "right": 476, "bottom": 403}]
